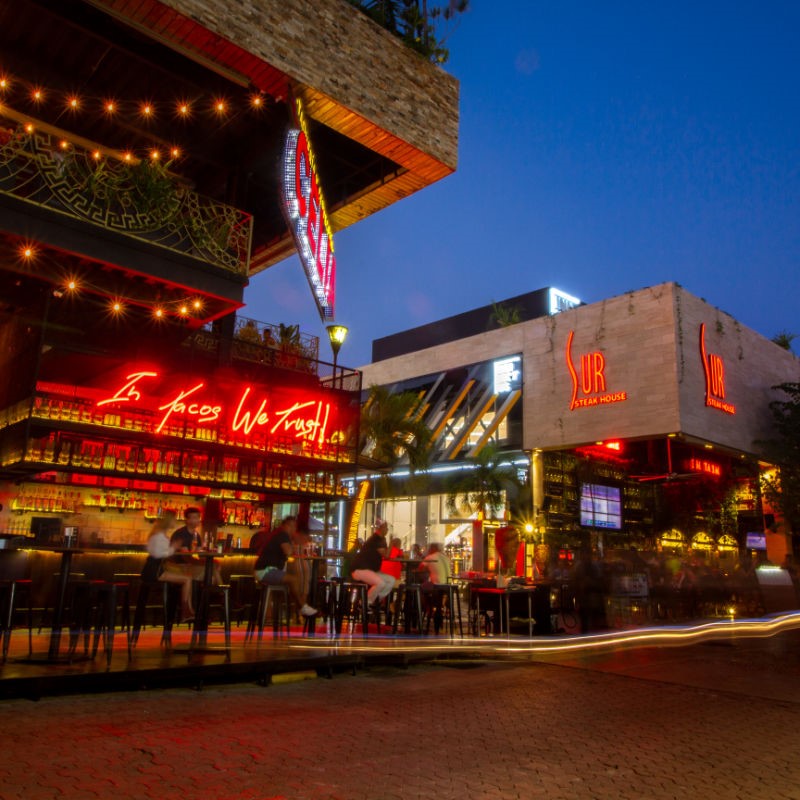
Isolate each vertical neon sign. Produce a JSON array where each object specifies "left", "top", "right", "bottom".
[{"left": 699, "top": 324, "right": 735, "bottom": 415}]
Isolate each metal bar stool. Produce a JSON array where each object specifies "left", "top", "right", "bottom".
[
  {"left": 393, "top": 583, "right": 423, "bottom": 635},
  {"left": 0, "top": 579, "right": 33, "bottom": 662},
  {"left": 423, "top": 583, "right": 464, "bottom": 637},
  {"left": 189, "top": 583, "right": 232, "bottom": 658},
  {"left": 67, "top": 580, "right": 131, "bottom": 667},
  {"left": 335, "top": 581, "right": 370, "bottom": 636},
  {"left": 247, "top": 583, "right": 291, "bottom": 641}
]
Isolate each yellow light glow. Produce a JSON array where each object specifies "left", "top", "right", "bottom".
[
  {"left": 66, "top": 280, "right": 77, "bottom": 291},
  {"left": 92, "top": 150, "right": 102, "bottom": 160},
  {"left": 0, "top": 77, "right": 9, "bottom": 90},
  {"left": 111, "top": 302, "right": 122, "bottom": 313},
  {"left": 179, "top": 305, "right": 188, "bottom": 316},
  {"left": 123, "top": 152, "right": 133, "bottom": 162},
  {"left": 154, "top": 308, "right": 164, "bottom": 318},
  {"left": 24, "top": 123, "right": 33, "bottom": 133},
  {"left": 214, "top": 99, "right": 227, "bottom": 114},
  {"left": 193, "top": 300, "right": 202, "bottom": 310},
  {"left": 21, "top": 246, "right": 34, "bottom": 259},
  {"left": 141, "top": 103, "right": 153, "bottom": 117},
  {"left": 170, "top": 147, "right": 180, "bottom": 158},
  {"left": 105, "top": 101, "right": 117, "bottom": 114},
  {"left": 31, "top": 88, "right": 43, "bottom": 102},
  {"left": 67, "top": 96, "right": 79, "bottom": 110},
  {"left": 178, "top": 102, "right": 190, "bottom": 116},
  {"left": 250, "top": 94, "right": 263, "bottom": 108},
  {"left": 150, "top": 149, "right": 160, "bottom": 161},
  {"left": 59, "top": 140, "right": 69, "bottom": 150}
]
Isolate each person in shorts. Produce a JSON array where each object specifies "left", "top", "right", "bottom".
[{"left": 253, "top": 516, "right": 316, "bottom": 617}]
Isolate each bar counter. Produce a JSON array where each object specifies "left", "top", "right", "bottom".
[{"left": 0, "top": 545, "right": 257, "bottom": 607}]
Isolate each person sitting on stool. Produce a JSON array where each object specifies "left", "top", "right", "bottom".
[
  {"left": 253, "top": 516, "right": 317, "bottom": 619},
  {"left": 418, "top": 543, "right": 452, "bottom": 634},
  {"left": 351, "top": 524, "right": 396, "bottom": 611}
]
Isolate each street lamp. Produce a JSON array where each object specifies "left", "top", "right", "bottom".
[{"left": 326, "top": 323, "right": 348, "bottom": 386}]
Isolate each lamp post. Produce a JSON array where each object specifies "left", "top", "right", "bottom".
[{"left": 326, "top": 323, "right": 348, "bottom": 388}]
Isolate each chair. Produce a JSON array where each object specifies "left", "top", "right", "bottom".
[
  {"left": 334, "top": 581, "right": 370, "bottom": 636},
  {"left": 0, "top": 579, "right": 33, "bottom": 662},
  {"left": 423, "top": 583, "right": 464, "bottom": 637},
  {"left": 189, "top": 583, "right": 232, "bottom": 657},
  {"left": 67, "top": 580, "right": 131, "bottom": 667},
  {"left": 247, "top": 583, "right": 291, "bottom": 641},
  {"left": 392, "top": 583, "right": 423, "bottom": 635}
]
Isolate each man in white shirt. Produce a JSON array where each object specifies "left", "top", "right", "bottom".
[{"left": 418, "top": 543, "right": 452, "bottom": 634}]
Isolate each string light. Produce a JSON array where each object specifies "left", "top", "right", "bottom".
[
  {"left": 150, "top": 149, "right": 160, "bottom": 161},
  {"left": 154, "top": 308, "right": 164, "bottom": 319},
  {"left": 66, "top": 279, "right": 78, "bottom": 291},
  {"left": 193, "top": 299, "right": 202, "bottom": 310},
  {"left": 24, "top": 123, "right": 33, "bottom": 133},
  {"left": 104, "top": 100, "right": 117, "bottom": 114},
  {"left": 59, "top": 140, "right": 70, "bottom": 150},
  {"left": 92, "top": 150, "right": 102, "bottom": 161},
  {"left": 31, "top": 88, "right": 43, "bottom": 102},
  {"left": 67, "top": 96, "right": 80, "bottom": 110},
  {"left": 213, "top": 99, "right": 227, "bottom": 115},
  {"left": 177, "top": 102, "right": 190, "bottom": 117},
  {"left": 0, "top": 77, "right": 9, "bottom": 90},
  {"left": 140, "top": 103, "right": 154, "bottom": 118},
  {"left": 250, "top": 93, "right": 264, "bottom": 108},
  {"left": 179, "top": 305, "right": 188, "bottom": 316},
  {"left": 110, "top": 301, "right": 123, "bottom": 314},
  {"left": 170, "top": 147, "right": 180, "bottom": 159},
  {"left": 20, "top": 244, "right": 35, "bottom": 259},
  {"left": 123, "top": 151, "right": 133, "bottom": 162}
]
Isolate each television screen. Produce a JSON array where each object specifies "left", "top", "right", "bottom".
[
  {"left": 580, "top": 484, "right": 622, "bottom": 530},
  {"left": 745, "top": 532, "right": 767, "bottom": 550}
]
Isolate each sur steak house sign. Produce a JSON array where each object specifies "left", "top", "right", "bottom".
[
  {"left": 37, "top": 368, "right": 356, "bottom": 455},
  {"left": 283, "top": 98, "right": 336, "bottom": 321}
]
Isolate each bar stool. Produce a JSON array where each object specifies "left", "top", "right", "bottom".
[
  {"left": 335, "top": 581, "right": 369, "bottom": 636},
  {"left": 228, "top": 574, "right": 258, "bottom": 627},
  {"left": 67, "top": 580, "right": 131, "bottom": 667},
  {"left": 0, "top": 579, "right": 33, "bottom": 662},
  {"left": 393, "top": 583, "right": 423, "bottom": 635},
  {"left": 423, "top": 583, "right": 464, "bottom": 637},
  {"left": 38, "top": 572, "right": 86, "bottom": 633},
  {"left": 247, "top": 583, "right": 291, "bottom": 641},
  {"left": 304, "top": 579, "right": 337, "bottom": 636},
  {"left": 189, "top": 583, "right": 232, "bottom": 657}
]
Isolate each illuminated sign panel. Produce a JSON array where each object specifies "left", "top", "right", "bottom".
[
  {"left": 283, "top": 100, "right": 336, "bottom": 321},
  {"left": 565, "top": 331, "right": 627, "bottom": 410},
  {"left": 37, "top": 367, "right": 356, "bottom": 460},
  {"left": 699, "top": 324, "right": 735, "bottom": 415},
  {"left": 493, "top": 355, "right": 522, "bottom": 394},
  {"left": 686, "top": 457, "right": 721, "bottom": 477},
  {"left": 549, "top": 288, "right": 581, "bottom": 314}
]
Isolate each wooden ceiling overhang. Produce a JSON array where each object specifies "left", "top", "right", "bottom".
[{"left": 87, "top": 0, "right": 460, "bottom": 275}]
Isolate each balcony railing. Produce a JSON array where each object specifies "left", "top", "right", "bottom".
[{"left": 0, "top": 120, "right": 252, "bottom": 276}]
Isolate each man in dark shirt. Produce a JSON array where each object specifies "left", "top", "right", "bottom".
[
  {"left": 351, "top": 525, "right": 396, "bottom": 606},
  {"left": 254, "top": 516, "right": 316, "bottom": 617}
]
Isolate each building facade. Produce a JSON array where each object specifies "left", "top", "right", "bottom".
[{"left": 359, "top": 283, "right": 799, "bottom": 568}]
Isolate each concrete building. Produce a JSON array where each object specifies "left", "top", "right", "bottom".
[{"left": 359, "top": 283, "right": 800, "bottom": 568}]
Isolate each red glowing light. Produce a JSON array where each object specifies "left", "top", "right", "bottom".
[
  {"left": 566, "top": 331, "right": 627, "bottom": 411},
  {"left": 699, "top": 324, "right": 735, "bottom": 415}
]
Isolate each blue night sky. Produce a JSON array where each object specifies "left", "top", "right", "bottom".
[{"left": 245, "top": 1, "right": 800, "bottom": 370}]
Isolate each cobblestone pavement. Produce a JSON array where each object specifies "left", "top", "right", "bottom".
[{"left": 1, "top": 638, "right": 799, "bottom": 800}]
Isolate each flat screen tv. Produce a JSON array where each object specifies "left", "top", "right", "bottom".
[
  {"left": 580, "top": 484, "right": 622, "bottom": 530},
  {"left": 745, "top": 532, "right": 767, "bottom": 550}
]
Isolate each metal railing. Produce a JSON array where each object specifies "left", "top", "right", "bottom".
[{"left": 0, "top": 120, "right": 252, "bottom": 275}]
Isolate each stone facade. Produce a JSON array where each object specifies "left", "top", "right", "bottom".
[{"left": 361, "top": 283, "right": 800, "bottom": 457}]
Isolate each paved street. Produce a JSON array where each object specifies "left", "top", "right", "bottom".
[{"left": 1, "top": 632, "right": 799, "bottom": 800}]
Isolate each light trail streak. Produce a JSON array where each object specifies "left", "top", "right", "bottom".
[{"left": 288, "top": 611, "right": 800, "bottom": 656}]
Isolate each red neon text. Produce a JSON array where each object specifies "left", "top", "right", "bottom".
[
  {"left": 566, "top": 331, "right": 627, "bottom": 411},
  {"left": 699, "top": 324, "right": 735, "bottom": 415},
  {"left": 688, "top": 458, "right": 721, "bottom": 477},
  {"left": 157, "top": 383, "right": 221, "bottom": 433},
  {"left": 97, "top": 371, "right": 157, "bottom": 407}
]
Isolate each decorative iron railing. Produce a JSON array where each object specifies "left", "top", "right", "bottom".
[{"left": 0, "top": 120, "right": 252, "bottom": 276}]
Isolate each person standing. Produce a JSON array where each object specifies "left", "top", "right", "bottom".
[
  {"left": 351, "top": 526, "right": 396, "bottom": 607},
  {"left": 253, "top": 516, "right": 317, "bottom": 618}
]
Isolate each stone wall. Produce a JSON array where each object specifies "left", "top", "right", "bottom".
[
  {"left": 156, "top": 0, "right": 459, "bottom": 170},
  {"left": 361, "top": 282, "right": 800, "bottom": 457}
]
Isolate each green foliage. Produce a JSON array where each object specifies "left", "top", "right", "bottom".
[
  {"left": 759, "top": 382, "right": 800, "bottom": 531},
  {"left": 348, "top": 0, "right": 468, "bottom": 64},
  {"left": 771, "top": 331, "right": 797, "bottom": 352},
  {"left": 360, "top": 384, "right": 433, "bottom": 473},
  {"left": 446, "top": 444, "right": 521, "bottom": 520},
  {"left": 490, "top": 300, "right": 522, "bottom": 328}
]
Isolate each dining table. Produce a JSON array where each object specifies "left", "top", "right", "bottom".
[
  {"left": 471, "top": 584, "right": 536, "bottom": 638},
  {"left": 188, "top": 549, "right": 225, "bottom": 653}
]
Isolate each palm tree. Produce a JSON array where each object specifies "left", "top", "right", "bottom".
[
  {"left": 359, "top": 384, "right": 432, "bottom": 472},
  {"left": 446, "top": 444, "right": 521, "bottom": 521},
  {"left": 772, "top": 331, "right": 797, "bottom": 352}
]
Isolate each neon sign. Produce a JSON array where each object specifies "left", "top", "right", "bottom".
[
  {"left": 687, "top": 457, "right": 721, "bottom": 477},
  {"left": 283, "top": 99, "right": 336, "bottom": 321},
  {"left": 699, "top": 324, "right": 735, "bottom": 415},
  {"left": 566, "top": 331, "right": 627, "bottom": 410},
  {"left": 88, "top": 368, "right": 352, "bottom": 457}
]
